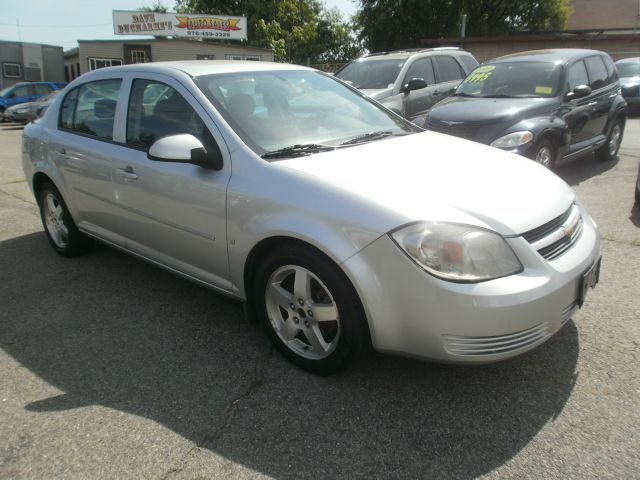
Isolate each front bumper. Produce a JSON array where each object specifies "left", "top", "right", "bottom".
[{"left": 342, "top": 203, "right": 601, "bottom": 363}]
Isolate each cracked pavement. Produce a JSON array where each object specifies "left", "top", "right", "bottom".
[{"left": 1, "top": 118, "right": 639, "bottom": 479}]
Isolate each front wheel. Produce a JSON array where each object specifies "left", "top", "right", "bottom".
[
  {"left": 253, "top": 244, "right": 368, "bottom": 375},
  {"left": 37, "top": 182, "right": 92, "bottom": 257},
  {"left": 529, "top": 139, "right": 556, "bottom": 170},
  {"left": 596, "top": 120, "right": 623, "bottom": 161}
]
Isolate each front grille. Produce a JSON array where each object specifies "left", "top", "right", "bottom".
[
  {"left": 443, "top": 323, "right": 551, "bottom": 356},
  {"left": 425, "top": 119, "right": 481, "bottom": 141},
  {"left": 522, "top": 203, "right": 583, "bottom": 261}
]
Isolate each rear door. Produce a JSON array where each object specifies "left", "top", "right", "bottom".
[
  {"left": 583, "top": 55, "right": 616, "bottom": 138},
  {"left": 432, "top": 54, "right": 467, "bottom": 103},
  {"left": 49, "top": 78, "right": 126, "bottom": 245}
]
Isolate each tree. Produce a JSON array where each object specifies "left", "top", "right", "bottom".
[
  {"left": 356, "top": 0, "right": 572, "bottom": 52},
  {"left": 174, "top": 0, "right": 362, "bottom": 63},
  {"left": 139, "top": 1, "right": 170, "bottom": 13}
]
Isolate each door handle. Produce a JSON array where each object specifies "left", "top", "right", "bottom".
[
  {"left": 587, "top": 101, "right": 597, "bottom": 107},
  {"left": 115, "top": 166, "right": 139, "bottom": 181},
  {"left": 55, "top": 148, "right": 67, "bottom": 155}
]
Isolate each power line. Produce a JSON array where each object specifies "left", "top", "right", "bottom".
[{"left": 0, "top": 22, "right": 112, "bottom": 28}]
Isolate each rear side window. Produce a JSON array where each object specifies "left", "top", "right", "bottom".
[
  {"left": 59, "top": 79, "right": 122, "bottom": 140},
  {"left": 459, "top": 54, "right": 479, "bottom": 73},
  {"left": 434, "top": 55, "right": 465, "bottom": 82},
  {"left": 602, "top": 55, "right": 619, "bottom": 84},
  {"left": 567, "top": 61, "right": 590, "bottom": 92},
  {"left": 403, "top": 58, "right": 435, "bottom": 85},
  {"left": 584, "top": 56, "right": 608, "bottom": 90},
  {"left": 33, "top": 84, "right": 52, "bottom": 95}
]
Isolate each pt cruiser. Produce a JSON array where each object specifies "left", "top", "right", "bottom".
[{"left": 22, "top": 61, "right": 601, "bottom": 374}]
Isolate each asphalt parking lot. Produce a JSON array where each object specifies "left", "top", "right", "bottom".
[{"left": 1, "top": 120, "right": 639, "bottom": 479}]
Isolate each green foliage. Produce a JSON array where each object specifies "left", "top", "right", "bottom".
[
  {"left": 139, "top": 1, "right": 170, "bottom": 13},
  {"left": 174, "top": 0, "right": 362, "bottom": 64},
  {"left": 356, "top": 0, "right": 572, "bottom": 51}
]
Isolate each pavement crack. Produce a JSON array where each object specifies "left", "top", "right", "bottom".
[
  {"left": 0, "top": 187, "right": 36, "bottom": 206},
  {"left": 158, "top": 350, "right": 271, "bottom": 479}
]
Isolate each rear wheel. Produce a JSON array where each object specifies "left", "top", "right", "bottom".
[
  {"left": 37, "top": 182, "right": 92, "bottom": 257},
  {"left": 529, "top": 139, "right": 555, "bottom": 170},
  {"left": 253, "top": 244, "right": 368, "bottom": 375},
  {"left": 596, "top": 119, "right": 623, "bottom": 161}
]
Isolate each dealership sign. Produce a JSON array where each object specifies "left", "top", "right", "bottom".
[{"left": 112, "top": 10, "right": 247, "bottom": 40}]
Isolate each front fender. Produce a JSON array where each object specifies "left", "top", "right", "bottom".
[{"left": 495, "top": 116, "right": 568, "bottom": 157}]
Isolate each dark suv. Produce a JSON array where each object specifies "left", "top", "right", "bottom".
[
  {"left": 425, "top": 49, "right": 628, "bottom": 169},
  {"left": 335, "top": 47, "right": 478, "bottom": 124}
]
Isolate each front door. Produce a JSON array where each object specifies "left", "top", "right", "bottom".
[
  {"left": 401, "top": 57, "right": 438, "bottom": 120},
  {"left": 112, "top": 74, "right": 233, "bottom": 291}
]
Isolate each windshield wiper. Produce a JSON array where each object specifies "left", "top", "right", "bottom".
[
  {"left": 339, "top": 130, "right": 399, "bottom": 146},
  {"left": 453, "top": 92, "right": 476, "bottom": 97},
  {"left": 482, "top": 94, "right": 517, "bottom": 98},
  {"left": 261, "top": 143, "right": 336, "bottom": 159}
]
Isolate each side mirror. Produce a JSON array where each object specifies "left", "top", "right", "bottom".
[
  {"left": 566, "top": 84, "right": 591, "bottom": 100},
  {"left": 401, "top": 78, "right": 428, "bottom": 94},
  {"left": 148, "top": 134, "right": 223, "bottom": 170}
]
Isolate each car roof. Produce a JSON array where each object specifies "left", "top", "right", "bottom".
[
  {"left": 615, "top": 57, "right": 640, "bottom": 64},
  {"left": 490, "top": 49, "right": 607, "bottom": 65},
  {"left": 80, "top": 60, "right": 311, "bottom": 79},
  {"left": 359, "top": 47, "right": 464, "bottom": 62}
]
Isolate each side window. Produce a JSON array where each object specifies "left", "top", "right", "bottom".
[
  {"left": 59, "top": 88, "right": 79, "bottom": 130},
  {"left": 403, "top": 58, "right": 435, "bottom": 85},
  {"left": 12, "top": 85, "right": 30, "bottom": 98},
  {"left": 434, "top": 55, "right": 465, "bottom": 82},
  {"left": 33, "top": 84, "right": 52, "bottom": 95},
  {"left": 584, "top": 56, "right": 608, "bottom": 90},
  {"left": 567, "top": 61, "right": 590, "bottom": 92},
  {"left": 602, "top": 55, "right": 618, "bottom": 84},
  {"left": 59, "top": 79, "right": 121, "bottom": 140},
  {"left": 459, "top": 54, "right": 479, "bottom": 73},
  {"left": 127, "top": 79, "right": 208, "bottom": 149}
]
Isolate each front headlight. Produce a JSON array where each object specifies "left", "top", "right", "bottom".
[
  {"left": 390, "top": 222, "right": 523, "bottom": 282},
  {"left": 490, "top": 131, "right": 534, "bottom": 148}
]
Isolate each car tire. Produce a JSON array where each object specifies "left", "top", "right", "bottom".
[
  {"left": 37, "top": 182, "right": 92, "bottom": 257},
  {"left": 596, "top": 119, "right": 623, "bottom": 161},
  {"left": 529, "top": 139, "right": 556, "bottom": 170},
  {"left": 253, "top": 244, "right": 369, "bottom": 375}
]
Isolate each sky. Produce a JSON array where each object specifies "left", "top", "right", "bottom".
[{"left": 0, "top": 0, "right": 358, "bottom": 51}]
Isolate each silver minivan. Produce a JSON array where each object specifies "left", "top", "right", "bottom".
[{"left": 334, "top": 47, "right": 478, "bottom": 124}]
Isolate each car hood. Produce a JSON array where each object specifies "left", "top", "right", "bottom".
[
  {"left": 429, "top": 96, "right": 558, "bottom": 123},
  {"left": 277, "top": 132, "right": 574, "bottom": 236},
  {"left": 7, "top": 101, "right": 35, "bottom": 112},
  {"left": 360, "top": 87, "right": 393, "bottom": 100}
]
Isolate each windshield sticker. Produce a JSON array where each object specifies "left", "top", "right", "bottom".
[
  {"left": 463, "top": 65, "right": 496, "bottom": 84},
  {"left": 535, "top": 86, "right": 553, "bottom": 94}
]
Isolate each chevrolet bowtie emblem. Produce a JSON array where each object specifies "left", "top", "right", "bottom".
[{"left": 441, "top": 120, "right": 464, "bottom": 126}]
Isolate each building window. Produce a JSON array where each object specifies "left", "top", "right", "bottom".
[
  {"left": 88, "top": 58, "right": 123, "bottom": 71},
  {"left": 3, "top": 62, "right": 22, "bottom": 78},
  {"left": 197, "top": 54, "right": 215, "bottom": 60},
  {"left": 225, "top": 54, "right": 261, "bottom": 61},
  {"left": 130, "top": 49, "right": 149, "bottom": 63}
]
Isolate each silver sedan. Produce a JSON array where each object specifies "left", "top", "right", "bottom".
[{"left": 22, "top": 61, "right": 601, "bottom": 374}]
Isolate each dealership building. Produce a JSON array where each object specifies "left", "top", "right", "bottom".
[{"left": 64, "top": 38, "right": 274, "bottom": 82}]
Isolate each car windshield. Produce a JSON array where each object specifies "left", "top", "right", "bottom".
[
  {"left": 456, "top": 61, "right": 563, "bottom": 98},
  {"left": 335, "top": 58, "right": 407, "bottom": 89},
  {"left": 194, "top": 69, "right": 419, "bottom": 157},
  {"left": 617, "top": 61, "right": 640, "bottom": 78},
  {"left": 0, "top": 86, "right": 14, "bottom": 97}
]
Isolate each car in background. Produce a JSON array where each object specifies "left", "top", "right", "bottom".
[
  {"left": 22, "top": 61, "right": 601, "bottom": 374},
  {"left": 636, "top": 161, "right": 640, "bottom": 206},
  {"left": 334, "top": 47, "right": 478, "bottom": 124},
  {"left": 616, "top": 57, "right": 640, "bottom": 112},
  {"left": 2, "top": 90, "right": 62, "bottom": 124},
  {"left": 0, "top": 81, "right": 66, "bottom": 119},
  {"left": 425, "top": 49, "right": 627, "bottom": 169}
]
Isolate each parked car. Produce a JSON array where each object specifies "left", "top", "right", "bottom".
[
  {"left": 425, "top": 49, "right": 628, "bottom": 169},
  {"left": 2, "top": 90, "right": 62, "bottom": 124},
  {"left": 636, "top": 162, "right": 640, "bottom": 206},
  {"left": 615, "top": 57, "right": 640, "bottom": 112},
  {"left": 334, "top": 47, "right": 478, "bottom": 124},
  {"left": 0, "top": 81, "right": 66, "bottom": 119},
  {"left": 22, "top": 61, "right": 601, "bottom": 374}
]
